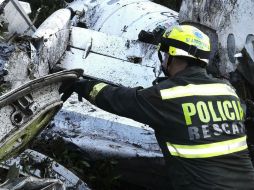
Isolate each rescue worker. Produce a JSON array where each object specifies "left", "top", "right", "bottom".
[{"left": 60, "top": 25, "right": 254, "bottom": 189}]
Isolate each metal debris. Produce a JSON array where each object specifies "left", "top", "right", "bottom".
[
  {"left": 179, "top": 0, "right": 254, "bottom": 77},
  {"left": 0, "top": 149, "right": 90, "bottom": 189},
  {"left": 0, "top": 69, "right": 82, "bottom": 162}
]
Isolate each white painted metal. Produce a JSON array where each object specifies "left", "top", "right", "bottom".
[
  {"left": 70, "top": 27, "right": 158, "bottom": 68},
  {"left": 0, "top": 0, "right": 36, "bottom": 37},
  {"left": 61, "top": 27, "right": 160, "bottom": 87},
  {"left": 32, "top": 9, "right": 71, "bottom": 72},
  {"left": 52, "top": 95, "right": 162, "bottom": 159},
  {"left": 19, "top": 1, "right": 32, "bottom": 14},
  {"left": 69, "top": 0, "right": 178, "bottom": 39},
  {"left": 61, "top": 47, "right": 156, "bottom": 87},
  {"left": 57, "top": 26, "right": 163, "bottom": 158}
]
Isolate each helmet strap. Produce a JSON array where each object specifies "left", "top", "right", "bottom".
[
  {"left": 165, "top": 55, "right": 173, "bottom": 77},
  {"left": 158, "top": 51, "right": 168, "bottom": 76},
  {"left": 158, "top": 51, "right": 174, "bottom": 77}
]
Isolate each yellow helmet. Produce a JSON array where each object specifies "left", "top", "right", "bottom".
[{"left": 159, "top": 25, "right": 211, "bottom": 65}]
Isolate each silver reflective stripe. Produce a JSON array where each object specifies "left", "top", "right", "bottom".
[
  {"left": 89, "top": 83, "right": 108, "bottom": 102},
  {"left": 167, "top": 136, "right": 247, "bottom": 158},
  {"left": 160, "top": 83, "right": 238, "bottom": 100}
]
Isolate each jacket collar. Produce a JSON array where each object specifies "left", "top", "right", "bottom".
[{"left": 173, "top": 66, "right": 208, "bottom": 78}]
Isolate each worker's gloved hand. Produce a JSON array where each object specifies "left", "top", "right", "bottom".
[{"left": 59, "top": 79, "right": 98, "bottom": 102}]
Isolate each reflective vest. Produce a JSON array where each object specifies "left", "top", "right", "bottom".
[
  {"left": 160, "top": 83, "right": 247, "bottom": 158},
  {"left": 88, "top": 66, "right": 254, "bottom": 189}
]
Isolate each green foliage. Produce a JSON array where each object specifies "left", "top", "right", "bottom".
[
  {"left": 0, "top": 83, "right": 11, "bottom": 96},
  {"left": 153, "top": 0, "right": 182, "bottom": 11},
  {"left": 31, "top": 137, "right": 124, "bottom": 190}
]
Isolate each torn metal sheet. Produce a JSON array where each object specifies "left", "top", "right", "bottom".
[
  {"left": 0, "top": 5, "right": 29, "bottom": 93},
  {"left": 50, "top": 95, "right": 162, "bottom": 159},
  {"left": 0, "top": 177, "right": 65, "bottom": 190},
  {"left": 1, "top": 8, "right": 72, "bottom": 90},
  {"left": 179, "top": 0, "right": 254, "bottom": 77},
  {"left": 2, "top": 41, "right": 34, "bottom": 90},
  {"left": 0, "top": 12, "right": 29, "bottom": 92},
  {"left": 0, "top": 70, "right": 82, "bottom": 162},
  {"left": 1, "top": 149, "right": 90, "bottom": 189},
  {"left": 31, "top": 8, "right": 71, "bottom": 72}
]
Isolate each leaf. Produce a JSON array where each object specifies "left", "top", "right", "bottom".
[{"left": 81, "top": 160, "right": 90, "bottom": 168}]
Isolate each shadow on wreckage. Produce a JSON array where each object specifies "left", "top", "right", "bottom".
[{"left": 0, "top": 0, "right": 253, "bottom": 189}]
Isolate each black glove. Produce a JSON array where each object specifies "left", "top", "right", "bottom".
[{"left": 59, "top": 79, "right": 99, "bottom": 102}]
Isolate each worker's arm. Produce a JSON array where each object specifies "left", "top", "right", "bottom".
[
  {"left": 60, "top": 79, "right": 164, "bottom": 127},
  {"left": 94, "top": 83, "right": 164, "bottom": 127}
]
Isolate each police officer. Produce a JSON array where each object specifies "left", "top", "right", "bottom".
[{"left": 60, "top": 25, "right": 254, "bottom": 189}]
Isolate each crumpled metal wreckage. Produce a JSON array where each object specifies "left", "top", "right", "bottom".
[
  {"left": 0, "top": 0, "right": 88, "bottom": 189},
  {"left": 0, "top": 177, "right": 65, "bottom": 190},
  {"left": 0, "top": 0, "right": 253, "bottom": 189},
  {"left": 0, "top": 149, "right": 90, "bottom": 190},
  {"left": 48, "top": 0, "right": 254, "bottom": 162}
]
